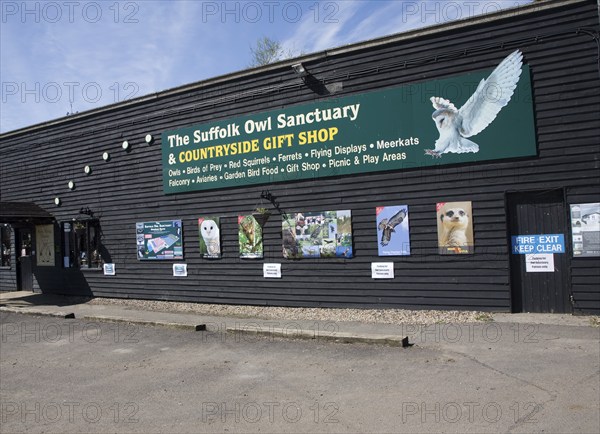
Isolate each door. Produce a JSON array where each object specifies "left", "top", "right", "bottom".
[
  {"left": 507, "top": 190, "right": 571, "bottom": 313},
  {"left": 15, "top": 228, "right": 33, "bottom": 291}
]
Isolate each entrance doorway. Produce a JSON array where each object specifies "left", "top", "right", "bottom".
[
  {"left": 507, "top": 190, "right": 571, "bottom": 313},
  {"left": 15, "top": 228, "right": 33, "bottom": 291}
]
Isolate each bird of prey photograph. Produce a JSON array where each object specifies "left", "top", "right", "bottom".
[
  {"left": 424, "top": 50, "right": 524, "bottom": 158},
  {"left": 376, "top": 205, "right": 410, "bottom": 256},
  {"left": 378, "top": 208, "right": 407, "bottom": 247}
]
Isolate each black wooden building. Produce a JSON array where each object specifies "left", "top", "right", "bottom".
[{"left": 1, "top": 0, "right": 599, "bottom": 314}]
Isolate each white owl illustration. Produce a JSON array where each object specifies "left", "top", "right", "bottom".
[{"left": 425, "top": 50, "right": 523, "bottom": 158}]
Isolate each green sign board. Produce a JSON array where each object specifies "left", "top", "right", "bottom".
[{"left": 162, "top": 53, "right": 536, "bottom": 194}]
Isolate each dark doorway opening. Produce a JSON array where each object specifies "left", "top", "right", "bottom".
[{"left": 507, "top": 190, "right": 571, "bottom": 313}]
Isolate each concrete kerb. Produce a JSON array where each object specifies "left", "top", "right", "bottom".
[
  {"left": 80, "top": 314, "right": 207, "bottom": 332},
  {"left": 225, "top": 323, "right": 410, "bottom": 347},
  {"left": 0, "top": 306, "right": 75, "bottom": 319},
  {"left": 4, "top": 292, "right": 595, "bottom": 345},
  {"left": 0, "top": 305, "right": 410, "bottom": 347},
  {"left": 0, "top": 306, "right": 206, "bottom": 331}
]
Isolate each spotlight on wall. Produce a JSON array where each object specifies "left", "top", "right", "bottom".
[
  {"left": 292, "top": 62, "right": 338, "bottom": 96},
  {"left": 291, "top": 63, "right": 307, "bottom": 77},
  {"left": 122, "top": 140, "right": 130, "bottom": 150},
  {"left": 145, "top": 134, "right": 153, "bottom": 144}
]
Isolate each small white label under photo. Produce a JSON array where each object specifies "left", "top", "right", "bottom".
[
  {"left": 103, "top": 263, "right": 116, "bottom": 276},
  {"left": 263, "top": 263, "right": 282, "bottom": 278},
  {"left": 525, "top": 254, "right": 554, "bottom": 272},
  {"left": 173, "top": 263, "right": 188, "bottom": 277},
  {"left": 371, "top": 262, "right": 394, "bottom": 279}
]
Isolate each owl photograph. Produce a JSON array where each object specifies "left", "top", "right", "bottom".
[{"left": 198, "top": 216, "right": 221, "bottom": 259}]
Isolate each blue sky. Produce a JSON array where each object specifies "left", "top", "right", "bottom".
[{"left": 1, "top": 0, "right": 532, "bottom": 133}]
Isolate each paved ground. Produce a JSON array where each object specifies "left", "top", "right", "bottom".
[{"left": 0, "top": 292, "right": 598, "bottom": 433}]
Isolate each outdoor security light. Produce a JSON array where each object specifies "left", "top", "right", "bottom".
[
  {"left": 102, "top": 152, "right": 110, "bottom": 161},
  {"left": 145, "top": 134, "right": 153, "bottom": 144},
  {"left": 84, "top": 165, "right": 91, "bottom": 175},
  {"left": 122, "top": 140, "right": 130, "bottom": 150},
  {"left": 68, "top": 180, "right": 75, "bottom": 190},
  {"left": 291, "top": 63, "right": 307, "bottom": 76},
  {"left": 54, "top": 197, "right": 61, "bottom": 206}
]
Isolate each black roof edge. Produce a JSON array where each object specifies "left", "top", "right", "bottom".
[{"left": 0, "top": 202, "right": 55, "bottom": 223}]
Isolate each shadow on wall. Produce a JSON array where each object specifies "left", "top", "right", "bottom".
[
  {"left": 34, "top": 267, "right": 93, "bottom": 298},
  {"left": 0, "top": 289, "right": 92, "bottom": 307},
  {"left": 32, "top": 239, "right": 115, "bottom": 297}
]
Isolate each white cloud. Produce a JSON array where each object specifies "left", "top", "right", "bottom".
[{"left": 282, "top": 0, "right": 533, "bottom": 56}]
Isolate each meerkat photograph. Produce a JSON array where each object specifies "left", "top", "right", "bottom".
[{"left": 436, "top": 201, "right": 475, "bottom": 254}]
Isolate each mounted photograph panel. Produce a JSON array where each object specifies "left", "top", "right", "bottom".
[
  {"left": 376, "top": 206, "right": 410, "bottom": 256},
  {"left": 198, "top": 216, "right": 221, "bottom": 259},
  {"left": 136, "top": 220, "right": 183, "bottom": 260},
  {"left": 239, "top": 215, "right": 263, "bottom": 259},
  {"left": 282, "top": 210, "right": 353, "bottom": 259},
  {"left": 436, "top": 202, "right": 474, "bottom": 255},
  {"left": 570, "top": 203, "right": 600, "bottom": 257}
]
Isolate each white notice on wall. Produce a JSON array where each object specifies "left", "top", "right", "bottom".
[
  {"left": 263, "top": 263, "right": 282, "bottom": 278},
  {"left": 371, "top": 262, "right": 394, "bottom": 279},
  {"left": 103, "top": 263, "right": 116, "bottom": 276},
  {"left": 173, "top": 263, "right": 188, "bottom": 277},
  {"left": 525, "top": 254, "right": 554, "bottom": 272}
]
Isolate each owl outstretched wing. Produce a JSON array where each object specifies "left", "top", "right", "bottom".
[{"left": 458, "top": 50, "right": 523, "bottom": 138}]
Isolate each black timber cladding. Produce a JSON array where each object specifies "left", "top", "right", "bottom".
[{"left": 1, "top": 0, "right": 599, "bottom": 313}]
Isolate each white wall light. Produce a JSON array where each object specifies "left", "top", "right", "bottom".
[
  {"left": 102, "top": 152, "right": 110, "bottom": 161},
  {"left": 145, "top": 134, "right": 153, "bottom": 144},
  {"left": 122, "top": 140, "right": 130, "bottom": 150},
  {"left": 291, "top": 63, "right": 307, "bottom": 76}
]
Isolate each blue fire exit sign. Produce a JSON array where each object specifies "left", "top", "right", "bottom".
[{"left": 511, "top": 234, "right": 565, "bottom": 254}]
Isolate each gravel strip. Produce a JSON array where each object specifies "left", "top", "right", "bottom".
[{"left": 87, "top": 297, "right": 493, "bottom": 325}]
